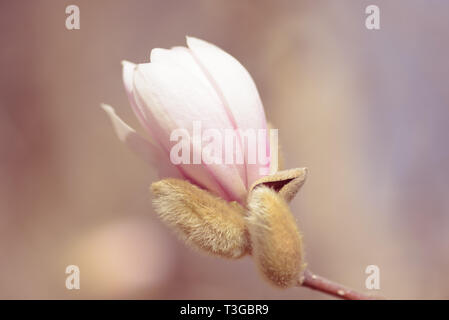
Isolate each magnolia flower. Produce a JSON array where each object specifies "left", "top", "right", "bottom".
[
  {"left": 102, "top": 37, "right": 377, "bottom": 299},
  {"left": 103, "top": 37, "right": 307, "bottom": 288},
  {"left": 102, "top": 37, "right": 274, "bottom": 204}
]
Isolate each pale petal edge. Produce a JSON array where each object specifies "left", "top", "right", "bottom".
[{"left": 101, "top": 103, "right": 183, "bottom": 179}]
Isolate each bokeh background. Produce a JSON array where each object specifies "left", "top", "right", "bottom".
[{"left": 1, "top": 0, "right": 448, "bottom": 299}]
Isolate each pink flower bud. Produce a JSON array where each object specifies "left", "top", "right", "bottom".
[{"left": 103, "top": 37, "right": 270, "bottom": 203}]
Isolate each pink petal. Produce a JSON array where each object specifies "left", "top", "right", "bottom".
[
  {"left": 122, "top": 61, "right": 150, "bottom": 132},
  {"left": 150, "top": 46, "right": 248, "bottom": 187},
  {"left": 186, "top": 37, "right": 270, "bottom": 185},
  {"left": 150, "top": 47, "right": 214, "bottom": 92},
  {"left": 132, "top": 60, "right": 247, "bottom": 202},
  {"left": 101, "top": 103, "right": 183, "bottom": 179}
]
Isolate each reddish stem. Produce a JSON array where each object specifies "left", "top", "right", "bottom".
[{"left": 300, "top": 269, "right": 382, "bottom": 300}]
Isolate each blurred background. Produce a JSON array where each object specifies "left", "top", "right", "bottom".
[{"left": 1, "top": 0, "right": 448, "bottom": 299}]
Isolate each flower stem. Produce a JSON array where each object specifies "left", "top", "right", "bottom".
[{"left": 299, "top": 269, "right": 382, "bottom": 300}]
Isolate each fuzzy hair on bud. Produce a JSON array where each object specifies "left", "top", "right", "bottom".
[
  {"left": 151, "top": 178, "right": 251, "bottom": 258},
  {"left": 250, "top": 168, "right": 308, "bottom": 203},
  {"left": 247, "top": 186, "right": 305, "bottom": 288}
]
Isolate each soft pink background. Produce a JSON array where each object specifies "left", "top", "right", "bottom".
[{"left": 1, "top": 0, "right": 448, "bottom": 299}]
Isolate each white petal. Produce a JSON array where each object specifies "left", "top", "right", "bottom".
[
  {"left": 186, "top": 37, "right": 269, "bottom": 185},
  {"left": 150, "top": 47, "right": 214, "bottom": 92},
  {"left": 151, "top": 46, "right": 250, "bottom": 188},
  {"left": 101, "top": 103, "right": 183, "bottom": 179},
  {"left": 122, "top": 60, "right": 151, "bottom": 133},
  {"left": 132, "top": 61, "right": 247, "bottom": 202}
]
